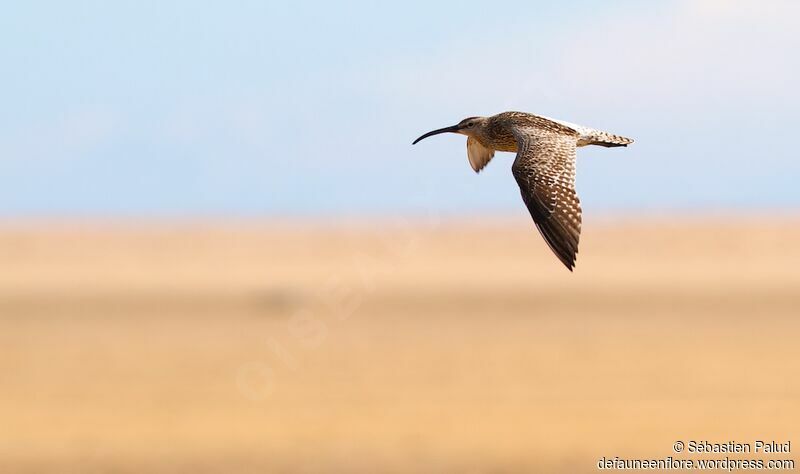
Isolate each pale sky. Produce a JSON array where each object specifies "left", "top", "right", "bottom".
[{"left": 1, "top": 0, "right": 798, "bottom": 217}]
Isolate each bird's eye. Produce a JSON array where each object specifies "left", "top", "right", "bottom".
[{"left": 467, "top": 122, "right": 474, "bottom": 127}]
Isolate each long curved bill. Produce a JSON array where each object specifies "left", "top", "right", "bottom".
[{"left": 412, "top": 125, "right": 460, "bottom": 144}]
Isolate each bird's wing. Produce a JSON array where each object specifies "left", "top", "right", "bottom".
[
  {"left": 511, "top": 126, "right": 582, "bottom": 270},
  {"left": 466, "top": 136, "right": 495, "bottom": 172}
]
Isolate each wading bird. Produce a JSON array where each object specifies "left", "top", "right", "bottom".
[{"left": 413, "top": 111, "right": 633, "bottom": 270}]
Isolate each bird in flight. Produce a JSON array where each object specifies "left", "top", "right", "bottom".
[{"left": 413, "top": 111, "right": 633, "bottom": 271}]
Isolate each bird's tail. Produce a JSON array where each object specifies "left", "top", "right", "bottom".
[
  {"left": 541, "top": 115, "right": 634, "bottom": 148},
  {"left": 586, "top": 130, "right": 634, "bottom": 148}
]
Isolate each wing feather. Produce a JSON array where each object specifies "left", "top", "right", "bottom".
[
  {"left": 466, "top": 136, "right": 495, "bottom": 172},
  {"left": 510, "top": 127, "right": 582, "bottom": 270}
]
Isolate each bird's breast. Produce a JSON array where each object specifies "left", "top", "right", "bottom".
[
  {"left": 481, "top": 135, "right": 517, "bottom": 153},
  {"left": 493, "top": 140, "right": 518, "bottom": 153},
  {"left": 482, "top": 125, "right": 518, "bottom": 153}
]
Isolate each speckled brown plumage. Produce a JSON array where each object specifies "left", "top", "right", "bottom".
[{"left": 413, "top": 111, "right": 633, "bottom": 270}]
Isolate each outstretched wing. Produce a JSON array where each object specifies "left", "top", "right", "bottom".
[{"left": 511, "top": 127, "right": 582, "bottom": 271}]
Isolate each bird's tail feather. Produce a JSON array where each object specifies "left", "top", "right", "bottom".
[{"left": 587, "top": 131, "right": 634, "bottom": 147}]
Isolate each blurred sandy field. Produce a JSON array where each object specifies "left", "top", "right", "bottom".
[{"left": 0, "top": 217, "right": 798, "bottom": 473}]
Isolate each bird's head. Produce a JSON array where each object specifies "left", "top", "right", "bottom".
[{"left": 412, "top": 116, "right": 489, "bottom": 144}]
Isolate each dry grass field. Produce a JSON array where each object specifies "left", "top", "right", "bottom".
[{"left": 1, "top": 216, "right": 798, "bottom": 473}]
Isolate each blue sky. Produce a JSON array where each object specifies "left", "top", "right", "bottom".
[{"left": 1, "top": 0, "right": 798, "bottom": 217}]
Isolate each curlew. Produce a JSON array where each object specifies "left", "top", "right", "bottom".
[{"left": 413, "top": 111, "right": 633, "bottom": 271}]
